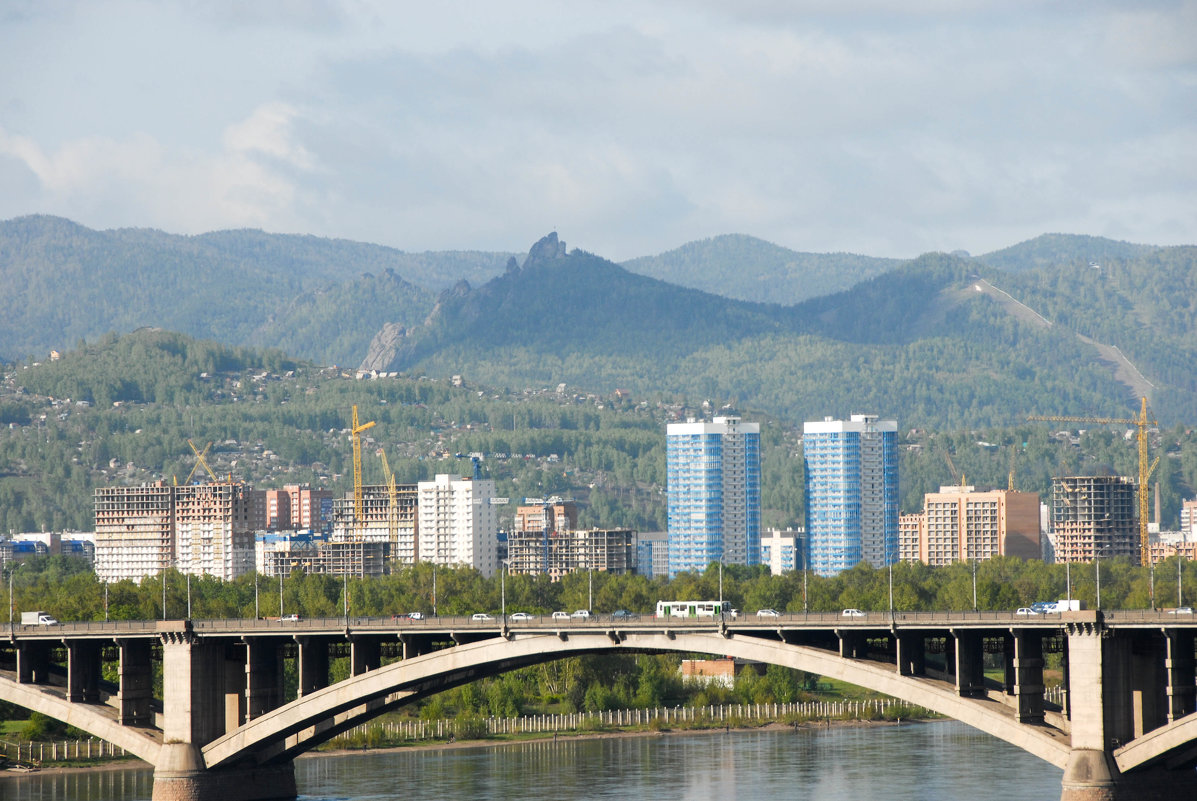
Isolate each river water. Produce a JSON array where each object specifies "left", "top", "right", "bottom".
[{"left": 3, "top": 721, "right": 1064, "bottom": 801}]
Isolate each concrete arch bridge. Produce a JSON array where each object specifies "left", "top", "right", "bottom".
[{"left": 2, "top": 610, "right": 1195, "bottom": 801}]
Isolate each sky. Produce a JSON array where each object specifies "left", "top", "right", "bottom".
[{"left": 1, "top": 1, "right": 1194, "bottom": 261}]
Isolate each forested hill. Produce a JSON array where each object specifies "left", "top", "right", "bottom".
[
  {"left": 0, "top": 215, "right": 505, "bottom": 364},
  {"left": 621, "top": 233, "right": 901, "bottom": 305},
  {"left": 361, "top": 234, "right": 1197, "bottom": 427}
]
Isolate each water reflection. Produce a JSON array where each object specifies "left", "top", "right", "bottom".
[{"left": 1, "top": 722, "right": 1063, "bottom": 801}]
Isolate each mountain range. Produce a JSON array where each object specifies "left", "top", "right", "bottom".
[{"left": 2, "top": 215, "right": 1193, "bottom": 427}]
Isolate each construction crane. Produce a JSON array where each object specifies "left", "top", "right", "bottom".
[
  {"left": 943, "top": 451, "right": 964, "bottom": 488},
  {"left": 378, "top": 448, "right": 399, "bottom": 547},
  {"left": 350, "top": 406, "right": 376, "bottom": 540},
  {"left": 185, "top": 439, "right": 218, "bottom": 484},
  {"left": 1028, "top": 396, "right": 1159, "bottom": 566},
  {"left": 1008, "top": 444, "right": 1017, "bottom": 492}
]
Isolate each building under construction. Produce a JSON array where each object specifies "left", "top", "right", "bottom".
[
  {"left": 507, "top": 501, "right": 635, "bottom": 579},
  {"left": 1052, "top": 475, "right": 1138, "bottom": 564},
  {"left": 94, "top": 482, "right": 176, "bottom": 582},
  {"left": 329, "top": 483, "right": 418, "bottom": 560},
  {"left": 257, "top": 532, "right": 388, "bottom": 578}
]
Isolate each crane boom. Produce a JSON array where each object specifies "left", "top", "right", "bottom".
[
  {"left": 379, "top": 448, "right": 399, "bottom": 547},
  {"left": 350, "top": 406, "right": 376, "bottom": 540},
  {"left": 185, "top": 439, "right": 218, "bottom": 483},
  {"left": 1028, "top": 396, "right": 1157, "bottom": 566}
]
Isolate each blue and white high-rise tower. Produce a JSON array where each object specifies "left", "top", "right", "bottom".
[
  {"left": 666, "top": 416, "right": 761, "bottom": 577},
  {"left": 803, "top": 414, "right": 898, "bottom": 576}
]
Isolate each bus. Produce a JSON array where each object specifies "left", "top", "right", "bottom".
[{"left": 655, "top": 600, "right": 737, "bottom": 619}]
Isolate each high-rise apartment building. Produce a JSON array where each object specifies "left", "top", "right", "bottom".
[
  {"left": 94, "top": 482, "right": 175, "bottom": 582},
  {"left": 803, "top": 414, "right": 898, "bottom": 576},
  {"left": 173, "top": 483, "right": 257, "bottom": 581},
  {"left": 1052, "top": 475, "right": 1138, "bottom": 564},
  {"left": 417, "top": 474, "right": 498, "bottom": 577},
  {"left": 507, "top": 500, "right": 578, "bottom": 577},
  {"left": 330, "top": 483, "right": 419, "bottom": 562},
  {"left": 666, "top": 416, "right": 761, "bottom": 577},
  {"left": 901, "top": 486, "right": 1040, "bottom": 565}
]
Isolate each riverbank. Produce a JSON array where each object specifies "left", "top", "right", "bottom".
[{"left": 3, "top": 716, "right": 923, "bottom": 779}]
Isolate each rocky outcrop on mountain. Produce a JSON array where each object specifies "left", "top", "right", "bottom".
[{"left": 358, "top": 322, "right": 408, "bottom": 372}]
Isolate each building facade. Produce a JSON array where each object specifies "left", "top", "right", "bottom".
[
  {"left": 666, "top": 416, "right": 761, "bottom": 577},
  {"left": 803, "top": 414, "right": 898, "bottom": 576},
  {"left": 330, "top": 483, "right": 418, "bottom": 562},
  {"left": 1051, "top": 475, "right": 1138, "bottom": 564},
  {"left": 94, "top": 482, "right": 175, "bottom": 582},
  {"left": 760, "top": 527, "right": 804, "bottom": 575},
  {"left": 417, "top": 474, "right": 498, "bottom": 577},
  {"left": 636, "top": 531, "right": 668, "bottom": 578},
  {"left": 902, "top": 486, "right": 1040, "bottom": 565},
  {"left": 173, "top": 483, "right": 257, "bottom": 581},
  {"left": 507, "top": 500, "right": 578, "bottom": 577}
]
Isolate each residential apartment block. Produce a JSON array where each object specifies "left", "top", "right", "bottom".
[
  {"left": 666, "top": 416, "right": 761, "bottom": 577},
  {"left": 94, "top": 482, "right": 175, "bottom": 582},
  {"left": 900, "top": 486, "right": 1040, "bottom": 565},
  {"left": 804, "top": 414, "right": 898, "bottom": 576},
  {"left": 760, "top": 527, "right": 804, "bottom": 575},
  {"left": 173, "top": 482, "right": 257, "bottom": 581},
  {"left": 417, "top": 474, "right": 498, "bottom": 577}
]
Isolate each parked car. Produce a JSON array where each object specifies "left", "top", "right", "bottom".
[
  {"left": 571, "top": 609, "right": 591, "bottom": 619},
  {"left": 756, "top": 608, "right": 780, "bottom": 618},
  {"left": 611, "top": 610, "right": 638, "bottom": 620},
  {"left": 509, "top": 612, "right": 534, "bottom": 621},
  {"left": 1015, "top": 608, "right": 1039, "bottom": 616},
  {"left": 471, "top": 613, "right": 494, "bottom": 621},
  {"left": 551, "top": 611, "right": 571, "bottom": 621},
  {"left": 841, "top": 608, "right": 866, "bottom": 617}
]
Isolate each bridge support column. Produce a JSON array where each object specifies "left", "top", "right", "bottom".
[
  {"left": 66, "top": 640, "right": 101, "bottom": 702},
  {"left": 1011, "top": 630, "right": 1045, "bottom": 723},
  {"left": 117, "top": 639, "right": 154, "bottom": 726},
  {"left": 896, "top": 632, "right": 925, "bottom": 676},
  {"left": 297, "top": 637, "right": 329, "bottom": 697},
  {"left": 154, "top": 629, "right": 296, "bottom": 801},
  {"left": 350, "top": 636, "right": 380, "bottom": 676},
  {"left": 952, "top": 630, "right": 984, "bottom": 697},
  {"left": 245, "top": 638, "right": 284, "bottom": 720},
  {"left": 16, "top": 640, "right": 51, "bottom": 683},
  {"left": 1164, "top": 629, "right": 1195, "bottom": 723}
]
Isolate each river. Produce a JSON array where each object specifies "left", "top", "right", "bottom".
[{"left": 3, "top": 721, "right": 1064, "bottom": 801}]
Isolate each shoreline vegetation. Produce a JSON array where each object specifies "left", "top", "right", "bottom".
[{"left": 1, "top": 699, "right": 935, "bottom": 778}]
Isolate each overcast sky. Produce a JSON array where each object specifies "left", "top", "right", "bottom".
[{"left": 1, "top": 1, "right": 1193, "bottom": 260}]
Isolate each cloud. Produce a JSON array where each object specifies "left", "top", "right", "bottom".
[{"left": 0, "top": 104, "right": 317, "bottom": 233}]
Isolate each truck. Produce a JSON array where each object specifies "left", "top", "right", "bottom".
[
  {"left": 1031, "top": 599, "right": 1085, "bottom": 614},
  {"left": 21, "top": 610, "right": 59, "bottom": 626}
]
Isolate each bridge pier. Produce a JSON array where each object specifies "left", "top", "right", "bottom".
[
  {"left": 153, "top": 742, "right": 296, "bottom": 801},
  {"left": 154, "top": 628, "right": 298, "bottom": 801},
  {"left": 117, "top": 639, "right": 155, "bottom": 725},
  {"left": 66, "top": 640, "right": 101, "bottom": 702}
]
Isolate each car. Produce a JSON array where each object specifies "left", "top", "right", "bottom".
[
  {"left": 571, "top": 609, "right": 591, "bottom": 619},
  {"left": 408, "top": 611, "right": 425, "bottom": 620},
  {"left": 509, "top": 612, "right": 534, "bottom": 621},
  {"left": 841, "top": 608, "right": 866, "bottom": 617},
  {"left": 471, "top": 613, "right": 494, "bottom": 621},
  {"left": 756, "top": 608, "right": 780, "bottom": 618},
  {"left": 1168, "top": 607, "right": 1194, "bottom": 615},
  {"left": 551, "top": 611, "right": 571, "bottom": 621},
  {"left": 280, "top": 614, "right": 301, "bottom": 622},
  {"left": 611, "top": 610, "right": 638, "bottom": 620},
  {"left": 1015, "top": 607, "right": 1039, "bottom": 616}
]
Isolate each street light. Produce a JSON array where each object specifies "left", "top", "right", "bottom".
[
  {"left": 186, "top": 573, "right": 192, "bottom": 619},
  {"left": 972, "top": 559, "right": 977, "bottom": 612}
]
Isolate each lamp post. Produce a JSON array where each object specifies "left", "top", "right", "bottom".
[
  {"left": 588, "top": 567, "right": 593, "bottom": 612},
  {"left": 162, "top": 568, "right": 167, "bottom": 621},
  {"left": 972, "top": 559, "right": 977, "bottom": 612},
  {"left": 279, "top": 571, "right": 284, "bottom": 619},
  {"left": 186, "top": 572, "right": 192, "bottom": 620},
  {"left": 501, "top": 561, "right": 507, "bottom": 620},
  {"left": 254, "top": 573, "right": 259, "bottom": 619},
  {"left": 432, "top": 565, "right": 437, "bottom": 617},
  {"left": 1180, "top": 558, "right": 1185, "bottom": 609}
]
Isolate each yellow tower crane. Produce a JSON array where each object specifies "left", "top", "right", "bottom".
[
  {"left": 350, "top": 405, "right": 376, "bottom": 540},
  {"left": 378, "top": 448, "right": 399, "bottom": 548},
  {"left": 1028, "top": 396, "right": 1159, "bottom": 566},
  {"left": 185, "top": 439, "right": 218, "bottom": 484}
]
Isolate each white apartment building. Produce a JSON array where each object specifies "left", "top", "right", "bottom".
[{"left": 417, "top": 474, "right": 498, "bottom": 577}]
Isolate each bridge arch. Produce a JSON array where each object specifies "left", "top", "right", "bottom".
[
  {"left": 0, "top": 678, "right": 162, "bottom": 763},
  {"left": 202, "top": 629, "right": 1071, "bottom": 771}
]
